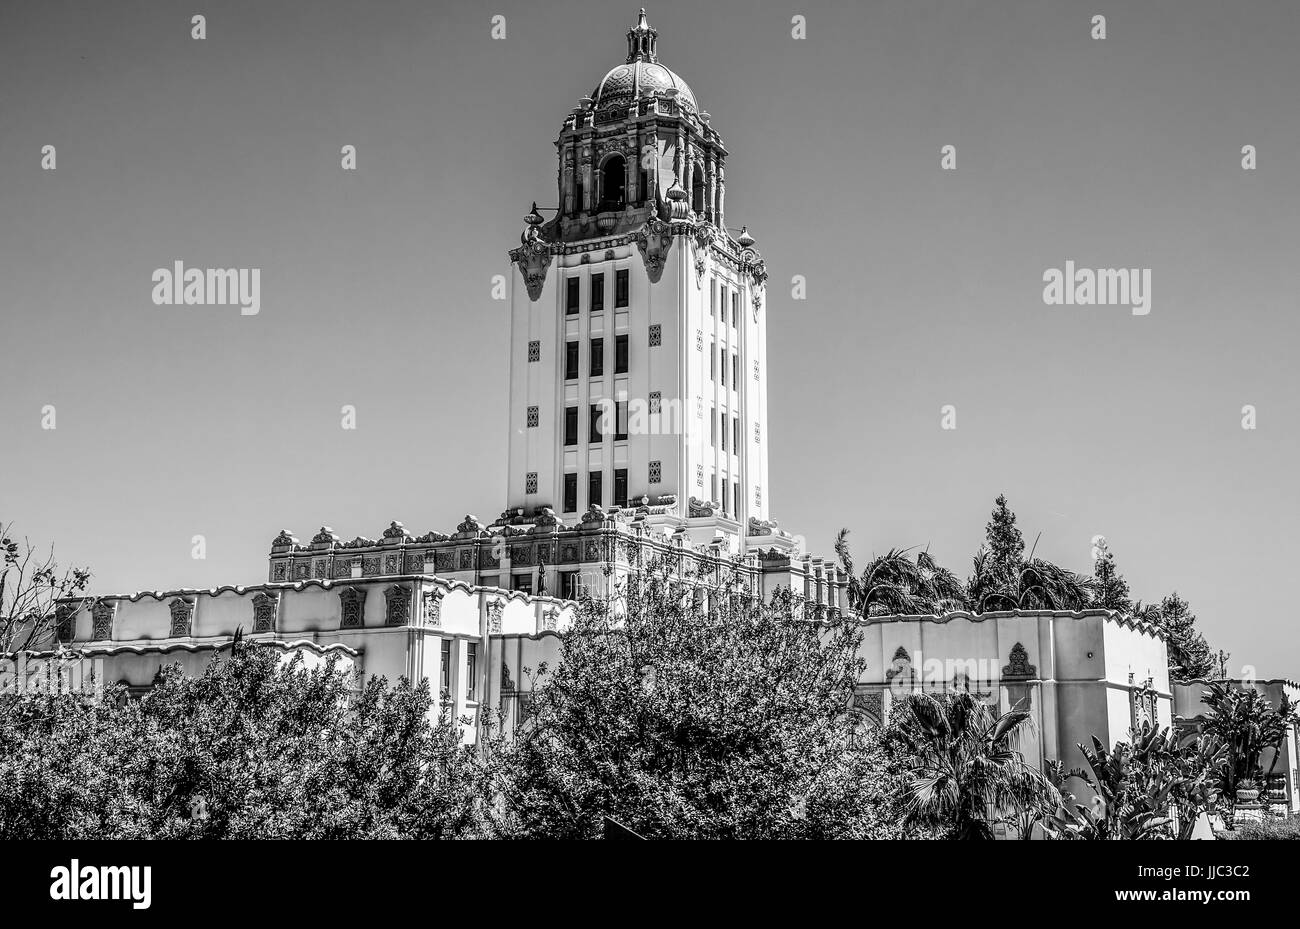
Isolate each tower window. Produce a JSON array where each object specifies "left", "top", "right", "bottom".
[
  {"left": 565, "top": 341, "right": 579, "bottom": 380},
  {"left": 720, "top": 411, "right": 727, "bottom": 451},
  {"left": 589, "top": 403, "right": 603, "bottom": 443},
  {"left": 719, "top": 347, "right": 726, "bottom": 386},
  {"left": 563, "top": 473, "right": 578, "bottom": 513},
  {"left": 732, "top": 353, "right": 738, "bottom": 387},
  {"left": 591, "top": 273, "right": 604, "bottom": 312},
  {"left": 574, "top": 174, "right": 584, "bottom": 215},
  {"left": 733, "top": 414, "right": 740, "bottom": 451},
  {"left": 615, "top": 335, "right": 629, "bottom": 374},
  {"left": 615, "top": 269, "right": 629, "bottom": 307},
  {"left": 722, "top": 477, "right": 729, "bottom": 514},
  {"left": 734, "top": 482, "right": 741, "bottom": 516},
  {"left": 566, "top": 278, "right": 580, "bottom": 315},
  {"left": 616, "top": 400, "right": 628, "bottom": 441},
  {"left": 614, "top": 469, "right": 628, "bottom": 508},
  {"left": 692, "top": 172, "right": 705, "bottom": 214},
  {"left": 588, "top": 470, "right": 603, "bottom": 508},
  {"left": 564, "top": 406, "right": 578, "bottom": 446},
  {"left": 600, "top": 155, "right": 626, "bottom": 211},
  {"left": 440, "top": 639, "right": 451, "bottom": 698},
  {"left": 731, "top": 290, "right": 738, "bottom": 323},
  {"left": 465, "top": 643, "right": 477, "bottom": 701},
  {"left": 590, "top": 337, "right": 604, "bottom": 377},
  {"left": 710, "top": 408, "right": 716, "bottom": 446},
  {"left": 710, "top": 342, "right": 716, "bottom": 381}
]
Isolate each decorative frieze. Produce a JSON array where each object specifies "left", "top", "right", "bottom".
[
  {"left": 169, "top": 598, "right": 194, "bottom": 637},
  {"left": 339, "top": 587, "right": 367, "bottom": 629},
  {"left": 487, "top": 599, "right": 504, "bottom": 634},
  {"left": 91, "top": 600, "right": 116, "bottom": 640},
  {"left": 252, "top": 592, "right": 278, "bottom": 633},
  {"left": 385, "top": 585, "right": 411, "bottom": 626}
]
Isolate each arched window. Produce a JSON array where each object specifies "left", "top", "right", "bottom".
[
  {"left": 600, "top": 154, "right": 626, "bottom": 211},
  {"left": 692, "top": 172, "right": 705, "bottom": 214}
]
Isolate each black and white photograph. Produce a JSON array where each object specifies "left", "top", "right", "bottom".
[{"left": 1, "top": 0, "right": 1296, "bottom": 911}]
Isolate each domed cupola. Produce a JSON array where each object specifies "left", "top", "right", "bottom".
[
  {"left": 589, "top": 10, "right": 699, "bottom": 116},
  {"left": 538, "top": 9, "right": 729, "bottom": 245}
]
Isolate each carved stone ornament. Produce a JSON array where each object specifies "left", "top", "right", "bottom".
[
  {"left": 533, "top": 507, "right": 559, "bottom": 529},
  {"left": 688, "top": 497, "right": 717, "bottom": 518},
  {"left": 514, "top": 234, "right": 552, "bottom": 302},
  {"left": 635, "top": 216, "right": 674, "bottom": 284},
  {"left": 382, "top": 520, "right": 412, "bottom": 541},
  {"left": 339, "top": 587, "right": 367, "bottom": 629},
  {"left": 92, "top": 600, "right": 116, "bottom": 640},
  {"left": 312, "top": 527, "right": 340, "bottom": 545},
  {"left": 252, "top": 592, "right": 278, "bottom": 633},
  {"left": 692, "top": 223, "right": 713, "bottom": 288},
  {"left": 385, "top": 585, "right": 411, "bottom": 626},
  {"left": 272, "top": 529, "right": 298, "bottom": 549},
  {"left": 457, "top": 515, "right": 485, "bottom": 535},
  {"left": 487, "top": 599, "right": 505, "bottom": 634},
  {"left": 541, "top": 608, "right": 559, "bottom": 632},
  {"left": 581, "top": 504, "right": 607, "bottom": 524},
  {"left": 169, "top": 598, "right": 194, "bottom": 637},
  {"left": 422, "top": 588, "right": 444, "bottom": 628},
  {"left": 1001, "top": 642, "right": 1038, "bottom": 681}
]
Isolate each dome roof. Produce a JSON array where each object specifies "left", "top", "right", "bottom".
[
  {"left": 590, "top": 59, "right": 697, "bottom": 112},
  {"left": 587, "top": 10, "right": 698, "bottom": 113}
]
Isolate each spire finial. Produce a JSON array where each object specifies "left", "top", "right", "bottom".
[{"left": 626, "top": 8, "right": 658, "bottom": 62}]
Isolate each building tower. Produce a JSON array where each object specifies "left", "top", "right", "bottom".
[{"left": 508, "top": 9, "right": 774, "bottom": 557}]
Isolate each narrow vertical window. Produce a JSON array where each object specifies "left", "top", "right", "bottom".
[
  {"left": 566, "top": 278, "right": 580, "bottom": 316},
  {"left": 732, "top": 353, "right": 738, "bottom": 387},
  {"left": 591, "top": 273, "right": 604, "bottom": 313},
  {"left": 589, "top": 403, "right": 603, "bottom": 443},
  {"left": 616, "top": 400, "right": 628, "bottom": 441},
  {"left": 614, "top": 468, "right": 628, "bottom": 508},
  {"left": 440, "top": 639, "right": 451, "bottom": 697},
  {"left": 466, "top": 643, "right": 478, "bottom": 701},
  {"left": 564, "top": 406, "right": 578, "bottom": 446},
  {"left": 722, "top": 477, "right": 729, "bottom": 515},
  {"left": 588, "top": 470, "right": 603, "bottom": 508},
  {"left": 720, "top": 411, "right": 727, "bottom": 451},
  {"left": 615, "top": 269, "right": 629, "bottom": 307},
  {"left": 615, "top": 334, "right": 629, "bottom": 373},
  {"left": 720, "top": 347, "right": 726, "bottom": 386},
  {"left": 590, "top": 337, "right": 604, "bottom": 377},
  {"left": 565, "top": 341, "right": 579, "bottom": 380},
  {"left": 563, "top": 473, "right": 578, "bottom": 513}
]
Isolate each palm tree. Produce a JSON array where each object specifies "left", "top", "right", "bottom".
[
  {"left": 834, "top": 531, "right": 967, "bottom": 618},
  {"left": 967, "top": 548, "right": 1092, "bottom": 613},
  {"left": 888, "top": 691, "right": 1054, "bottom": 839}
]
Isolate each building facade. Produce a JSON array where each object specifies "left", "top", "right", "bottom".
[{"left": 31, "top": 13, "right": 1290, "bottom": 814}]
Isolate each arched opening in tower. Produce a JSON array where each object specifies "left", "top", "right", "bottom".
[
  {"left": 600, "top": 155, "right": 627, "bottom": 211},
  {"left": 692, "top": 172, "right": 705, "bottom": 216}
]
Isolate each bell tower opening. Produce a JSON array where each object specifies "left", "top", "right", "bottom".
[{"left": 599, "top": 154, "right": 627, "bottom": 211}]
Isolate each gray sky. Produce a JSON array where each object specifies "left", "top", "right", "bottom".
[{"left": 2, "top": 0, "right": 1298, "bottom": 678}]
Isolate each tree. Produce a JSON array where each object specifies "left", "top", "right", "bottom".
[
  {"left": 1199, "top": 681, "right": 1297, "bottom": 815},
  {"left": 0, "top": 641, "right": 494, "bottom": 839},
  {"left": 967, "top": 551, "right": 1092, "bottom": 613},
  {"left": 983, "top": 494, "right": 1025, "bottom": 591},
  {"left": 1044, "top": 724, "right": 1223, "bottom": 840},
  {"left": 1156, "top": 593, "right": 1214, "bottom": 681},
  {"left": 499, "top": 559, "right": 913, "bottom": 839},
  {"left": 0, "top": 521, "right": 91, "bottom": 653},
  {"left": 1089, "top": 537, "right": 1132, "bottom": 614},
  {"left": 834, "top": 531, "right": 966, "bottom": 617},
  {"left": 886, "top": 690, "right": 1055, "bottom": 839}
]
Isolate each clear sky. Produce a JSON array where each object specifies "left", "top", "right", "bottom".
[{"left": 2, "top": 1, "right": 1297, "bottom": 677}]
